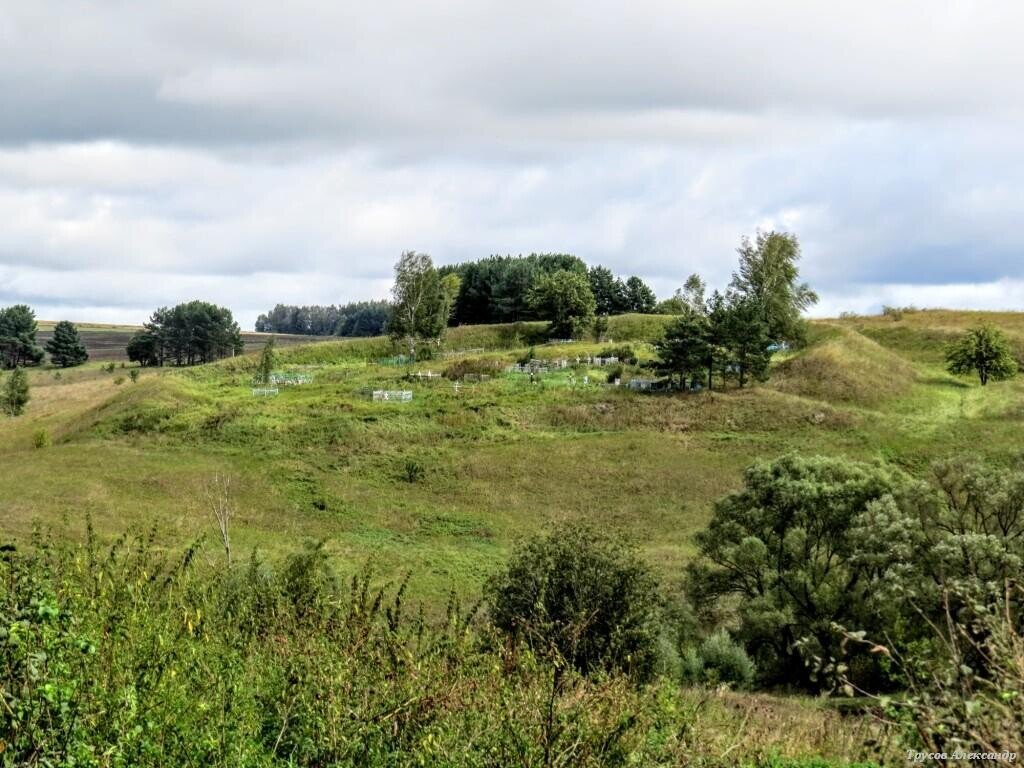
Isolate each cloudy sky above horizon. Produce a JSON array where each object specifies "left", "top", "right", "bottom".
[{"left": 3, "top": 1, "right": 1024, "bottom": 328}]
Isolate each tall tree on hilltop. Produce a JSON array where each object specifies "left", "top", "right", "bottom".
[
  {"left": 623, "top": 276, "right": 657, "bottom": 313},
  {"left": 0, "top": 305, "right": 45, "bottom": 369},
  {"left": 946, "top": 325, "right": 1018, "bottom": 386},
  {"left": 721, "top": 293, "right": 773, "bottom": 388},
  {"left": 730, "top": 231, "right": 817, "bottom": 344},
  {"left": 588, "top": 266, "right": 627, "bottom": 315},
  {"left": 389, "top": 251, "right": 457, "bottom": 357},
  {"left": 44, "top": 321, "right": 89, "bottom": 368},
  {"left": 655, "top": 310, "right": 710, "bottom": 389}
]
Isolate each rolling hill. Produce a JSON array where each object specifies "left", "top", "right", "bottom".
[{"left": 4, "top": 310, "right": 1022, "bottom": 602}]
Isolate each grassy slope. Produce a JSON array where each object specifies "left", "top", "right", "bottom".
[
  {"left": 5, "top": 308, "right": 1021, "bottom": 763},
  {"left": 4, "top": 309, "right": 1023, "bottom": 608}
]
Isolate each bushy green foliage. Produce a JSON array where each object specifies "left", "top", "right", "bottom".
[
  {"left": 31, "top": 428, "right": 50, "bottom": 448},
  {"left": 1, "top": 529, "right": 814, "bottom": 768},
  {"left": 689, "top": 453, "right": 1024, "bottom": 698},
  {"left": 687, "top": 454, "right": 913, "bottom": 691},
  {"left": 880, "top": 583, "right": 1024, "bottom": 756},
  {"left": 258, "top": 336, "right": 277, "bottom": 384},
  {"left": 528, "top": 269, "right": 597, "bottom": 339},
  {"left": 440, "top": 253, "right": 587, "bottom": 325},
  {"left": 680, "top": 630, "right": 756, "bottom": 689},
  {"left": 485, "top": 523, "right": 662, "bottom": 681},
  {"left": 731, "top": 230, "right": 818, "bottom": 345},
  {"left": 442, "top": 356, "right": 502, "bottom": 380},
  {"left": 44, "top": 320, "right": 89, "bottom": 368},
  {"left": 623, "top": 276, "right": 657, "bottom": 314},
  {"left": 0, "top": 304, "right": 44, "bottom": 369},
  {"left": 655, "top": 286, "right": 774, "bottom": 391},
  {"left": 2, "top": 366, "right": 30, "bottom": 416},
  {"left": 127, "top": 301, "right": 244, "bottom": 366},
  {"left": 945, "top": 324, "right": 1018, "bottom": 385},
  {"left": 389, "top": 251, "right": 459, "bottom": 356}
]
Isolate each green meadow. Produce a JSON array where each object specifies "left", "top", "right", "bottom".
[{"left": 4, "top": 309, "right": 1022, "bottom": 608}]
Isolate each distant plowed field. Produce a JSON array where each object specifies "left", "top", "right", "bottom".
[{"left": 37, "top": 322, "right": 330, "bottom": 361}]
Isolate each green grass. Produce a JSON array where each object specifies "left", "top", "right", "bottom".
[
  {"left": 5, "top": 309, "right": 1024, "bottom": 608},
  {"left": 7, "top": 308, "right": 1019, "bottom": 763}
]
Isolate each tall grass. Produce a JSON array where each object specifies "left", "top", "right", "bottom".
[{"left": 0, "top": 526, "right": 892, "bottom": 767}]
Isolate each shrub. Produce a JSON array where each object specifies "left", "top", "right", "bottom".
[
  {"left": 680, "top": 631, "right": 756, "bottom": 689},
  {"left": 606, "top": 364, "right": 624, "bottom": 383},
  {"left": 280, "top": 540, "right": 340, "bottom": 621},
  {"left": 402, "top": 458, "right": 425, "bottom": 483},
  {"left": 599, "top": 345, "right": 638, "bottom": 365},
  {"left": 443, "top": 357, "right": 502, "bottom": 380},
  {"left": 485, "top": 522, "right": 661, "bottom": 681},
  {"left": 687, "top": 454, "right": 913, "bottom": 692},
  {"left": 104, "top": 361, "right": 116, "bottom": 373},
  {"left": 32, "top": 429, "right": 51, "bottom": 449},
  {"left": 129, "top": 368, "right": 140, "bottom": 383}
]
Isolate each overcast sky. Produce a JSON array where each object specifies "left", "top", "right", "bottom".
[{"left": 3, "top": 1, "right": 1024, "bottom": 328}]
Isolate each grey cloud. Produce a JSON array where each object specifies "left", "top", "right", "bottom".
[{"left": 3, "top": 1, "right": 1024, "bottom": 325}]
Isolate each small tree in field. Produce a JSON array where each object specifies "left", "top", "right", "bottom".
[
  {"left": 2, "top": 367, "right": 30, "bottom": 416},
  {"left": 258, "top": 336, "right": 277, "bottom": 384},
  {"left": 945, "top": 325, "right": 1018, "bottom": 386},
  {"left": 44, "top": 320, "right": 89, "bottom": 368}
]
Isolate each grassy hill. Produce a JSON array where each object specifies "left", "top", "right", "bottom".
[
  {"left": 5, "top": 309, "right": 1023, "bottom": 603},
  {"left": 4, "top": 308, "right": 1022, "bottom": 764}
]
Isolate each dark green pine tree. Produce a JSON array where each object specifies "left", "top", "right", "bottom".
[{"left": 44, "top": 320, "right": 89, "bottom": 368}]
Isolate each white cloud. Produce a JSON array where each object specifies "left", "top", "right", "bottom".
[{"left": 3, "top": 1, "right": 1024, "bottom": 325}]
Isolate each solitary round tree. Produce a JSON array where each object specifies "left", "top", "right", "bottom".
[
  {"left": 485, "top": 522, "right": 661, "bottom": 681},
  {"left": 44, "top": 320, "right": 89, "bottom": 368},
  {"left": 527, "top": 269, "right": 596, "bottom": 339},
  {"left": 945, "top": 325, "right": 1018, "bottom": 386}
]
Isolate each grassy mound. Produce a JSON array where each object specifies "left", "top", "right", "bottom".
[
  {"left": 73, "top": 375, "right": 215, "bottom": 438},
  {"left": 771, "top": 326, "right": 918, "bottom": 406}
]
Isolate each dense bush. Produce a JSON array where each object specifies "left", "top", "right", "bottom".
[
  {"left": 485, "top": 523, "right": 662, "bottom": 681},
  {"left": 442, "top": 357, "right": 503, "bottom": 380},
  {"left": 680, "top": 631, "right": 756, "bottom": 689},
  {"left": 688, "top": 453, "right": 1024, "bottom": 702},
  {"left": 687, "top": 454, "right": 915, "bottom": 691},
  {"left": 598, "top": 345, "right": 639, "bottom": 365}
]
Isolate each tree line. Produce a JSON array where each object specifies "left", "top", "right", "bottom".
[
  {"left": 252, "top": 254, "right": 662, "bottom": 339},
  {"left": 254, "top": 300, "right": 391, "bottom": 337},
  {"left": 436, "top": 253, "right": 657, "bottom": 325}
]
